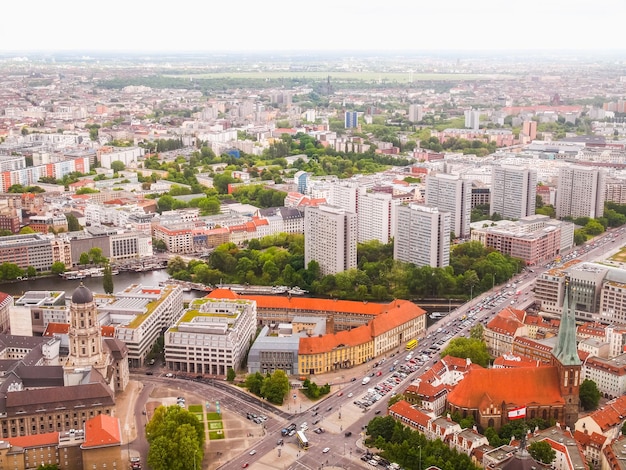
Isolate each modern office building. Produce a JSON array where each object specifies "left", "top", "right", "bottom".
[
  {"left": 304, "top": 205, "right": 357, "bottom": 276},
  {"left": 294, "top": 170, "right": 309, "bottom": 194},
  {"left": 0, "top": 233, "right": 69, "bottom": 272},
  {"left": 490, "top": 165, "right": 537, "bottom": 220},
  {"left": 344, "top": 111, "right": 358, "bottom": 129},
  {"left": 556, "top": 166, "right": 606, "bottom": 219},
  {"left": 394, "top": 203, "right": 451, "bottom": 268},
  {"left": 67, "top": 226, "right": 152, "bottom": 264},
  {"left": 357, "top": 192, "right": 395, "bottom": 244},
  {"left": 99, "top": 283, "right": 185, "bottom": 368},
  {"left": 164, "top": 294, "right": 257, "bottom": 376},
  {"left": 425, "top": 173, "right": 472, "bottom": 238}
]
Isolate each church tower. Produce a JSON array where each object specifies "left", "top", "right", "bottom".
[
  {"left": 552, "top": 277, "right": 581, "bottom": 429},
  {"left": 64, "top": 283, "right": 106, "bottom": 376}
]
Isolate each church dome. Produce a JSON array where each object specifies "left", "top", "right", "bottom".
[{"left": 72, "top": 283, "right": 93, "bottom": 304}]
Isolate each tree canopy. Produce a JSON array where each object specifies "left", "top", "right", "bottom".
[
  {"left": 146, "top": 405, "right": 205, "bottom": 470},
  {"left": 528, "top": 440, "right": 556, "bottom": 465},
  {"left": 244, "top": 370, "right": 291, "bottom": 404},
  {"left": 440, "top": 338, "right": 490, "bottom": 367},
  {"left": 579, "top": 379, "right": 601, "bottom": 411},
  {"left": 365, "top": 415, "right": 480, "bottom": 470}
]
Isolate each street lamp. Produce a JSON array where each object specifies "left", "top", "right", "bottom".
[{"left": 418, "top": 445, "right": 422, "bottom": 470}]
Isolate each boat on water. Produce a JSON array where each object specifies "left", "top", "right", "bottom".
[{"left": 63, "top": 272, "right": 87, "bottom": 280}]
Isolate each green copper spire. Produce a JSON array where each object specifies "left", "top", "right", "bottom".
[{"left": 552, "top": 277, "right": 581, "bottom": 366}]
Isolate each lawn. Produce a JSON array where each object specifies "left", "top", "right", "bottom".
[
  {"left": 207, "top": 412, "right": 222, "bottom": 420},
  {"left": 611, "top": 247, "right": 626, "bottom": 262},
  {"left": 209, "top": 430, "right": 225, "bottom": 440},
  {"left": 208, "top": 421, "right": 223, "bottom": 430},
  {"left": 188, "top": 405, "right": 203, "bottom": 413}
]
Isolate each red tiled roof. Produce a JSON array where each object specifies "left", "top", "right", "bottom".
[
  {"left": 207, "top": 288, "right": 241, "bottom": 300},
  {"left": 587, "top": 396, "right": 626, "bottom": 432},
  {"left": 447, "top": 366, "right": 564, "bottom": 409},
  {"left": 83, "top": 414, "right": 121, "bottom": 448},
  {"left": 43, "top": 323, "right": 114, "bottom": 337},
  {"left": 7, "top": 431, "right": 58, "bottom": 448},
  {"left": 388, "top": 400, "right": 431, "bottom": 428},
  {"left": 299, "top": 325, "right": 372, "bottom": 354},
  {"left": 298, "top": 300, "right": 425, "bottom": 355},
  {"left": 574, "top": 429, "right": 606, "bottom": 448},
  {"left": 370, "top": 300, "right": 426, "bottom": 336},
  {"left": 242, "top": 296, "right": 394, "bottom": 315}
]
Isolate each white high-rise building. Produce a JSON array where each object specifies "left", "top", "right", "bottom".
[
  {"left": 394, "top": 203, "right": 451, "bottom": 268},
  {"left": 408, "top": 104, "right": 424, "bottom": 123},
  {"left": 464, "top": 109, "right": 480, "bottom": 130},
  {"left": 425, "top": 173, "right": 472, "bottom": 238},
  {"left": 304, "top": 205, "right": 357, "bottom": 276},
  {"left": 490, "top": 165, "right": 537, "bottom": 220},
  {"left": 556, "top": 166, "right": 606, "bottom": 219},
  {"left": 329, "top": 181, "right": 360, "bottom": 213},
  {"left": 358, "top": 192, "right": 396, "bottom": 244}
]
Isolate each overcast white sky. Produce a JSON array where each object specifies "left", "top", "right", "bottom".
[{"left": 1, "top": 0, "right": 625, "bottom": 53}]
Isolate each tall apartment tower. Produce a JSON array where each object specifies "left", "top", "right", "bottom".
[
  {"left": 304, "top": 205, "right": 357, "bottom": 276},
  {"left": 556, "top": 166, "right": 606, "bottom": 219},
  {"left": 357, "top": 192, "right": 395, "bottom": 244},
  {"left": 344, "top": 111, "right": 358, "bottom": 129},
  {"left": 464, "top": 109, "right": 480, "bottom": 130},
  {"left": 522, "top": 120, "right": 537, "bottom": 140},
  {"left": 408, "top": 104, "right": 424, "bottom": 123},
  {"left": 329, "top": 181, "right": 360, "bottom": 214},
  {"left": 425, "top": 173, "right": 472, "bottom": 238},
  {"left": 394, "top": 203, "right": 451, "bottom": 268},
  {"left": 490, "top": 165, "right": 537, "bottom": 220}
]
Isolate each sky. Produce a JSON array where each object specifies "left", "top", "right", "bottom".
[{"left": 1, "top": 0, "right": 625, "bottom": 54}]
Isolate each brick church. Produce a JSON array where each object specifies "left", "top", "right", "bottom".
[{"left": 447, "top": 279, "right": 581, "bottom": 431}]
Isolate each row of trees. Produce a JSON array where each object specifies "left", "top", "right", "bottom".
[
  {"left": 301, "top": 379, "right": 331, "bottom": 400},
  {"left": 165, "top": 236, "right": 521, "bottom": 301}
]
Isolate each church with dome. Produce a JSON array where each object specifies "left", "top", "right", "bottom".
[{"left": 63, "top": 283, "right": 129, "bottom": 393}]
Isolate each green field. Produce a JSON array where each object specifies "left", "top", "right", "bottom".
[
  {"left": 209, "top": 430, "right": 225, "bottom": 440},
  {"left": 165, "top": 71, "right": 512, "bottom": 82},
  {"left": 208, "top": 421, "right": 223, "bottom": 430}
]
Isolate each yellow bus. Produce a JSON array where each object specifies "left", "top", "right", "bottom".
[
  {"left": 405, "top": 339, "right": 418, "bottom": 350},
  {"left": 296, "top": 430, "right": 309, "bottom": 450}
]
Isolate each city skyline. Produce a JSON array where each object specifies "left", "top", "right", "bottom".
[{"left": 2, "top": 0, "right": 626, "bottom": 55}]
